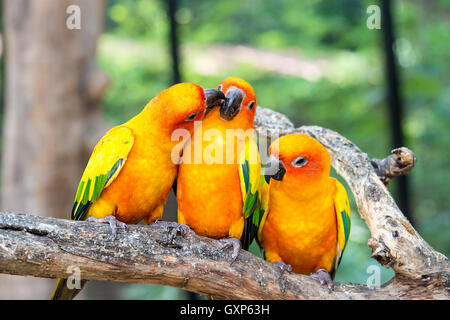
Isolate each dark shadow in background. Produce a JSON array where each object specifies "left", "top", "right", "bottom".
[{"left": 381, "top": 0, "right": 412, "bottom": 225}]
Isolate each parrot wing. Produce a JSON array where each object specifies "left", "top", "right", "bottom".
[
  {"left": 331, "top": 178, "right": 351, "bottom": 275},
  {"left": 71, "top": 126, "right": 135, "bottom": 221},
  {"left": 52, "top": 126, "right": 134, "bottom": 300},
  {"left": 256, "top": 179, "right": 270, "bottom": 249},
  {"left": 238, "top": 138, "right": 262, "bottom": 250}
]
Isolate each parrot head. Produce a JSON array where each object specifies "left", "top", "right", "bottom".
[
  {"left": 153, "top": 82, "right": 225, "bottom": 133},
  {"left": 217, "top": 77, "right": 257, "bottom": 127},
  {"left": 264, "top": 134, "right": 331, "bottom": 199}
]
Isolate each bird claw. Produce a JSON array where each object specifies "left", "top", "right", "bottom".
[
  {"left": 152, "top": 220, "right": 192, "bottom": 242},
  {"left": 219, "top": 238, "right": 241, "bottom": 265},
  {"left": 310, "top": 268, "right": 335, "bottom": 290},
  {"left": 86, "top": 215, "right": 127, "bottom": 237},
  {"left": 272, "top": 261, "right": 292, "bottom": 274},
  {"left": 168, "top": 224, "right": 192, "bottom": 242}
]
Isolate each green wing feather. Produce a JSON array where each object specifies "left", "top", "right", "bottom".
[
  {"left": 53, "top": 126, "right": 134, "bottom": 300},
  {"left": 238, "top": 138, "right": 262, "bottom": 250},
  {"left": 71, "top": 126, "right": 134, "bottom": 221},
  {"left": 331, "top": 178, "right": 351, "bottom": 276},
  {"left": 256, "top": 179, "right": 270, "bottom": 249}
]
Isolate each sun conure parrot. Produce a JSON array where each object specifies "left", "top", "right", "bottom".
[
  {"left": 176, "top": 77, "right": 263, "bottom": 262},
  {"left": 51, "top": 83, "right": 225, "bottom": 299},
  {"left": 258, "top": 133, "right": 351, "bottom": 289}
]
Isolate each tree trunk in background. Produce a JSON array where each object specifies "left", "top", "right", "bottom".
[{"left": 0, "top": 0, "right": 108, "bottom": 299}]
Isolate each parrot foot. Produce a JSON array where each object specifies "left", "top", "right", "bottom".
[
  {"left": 272, "top": 261, "right": 292, "bottom": 274},
  {"left": 152, "top": 220, "right": 192, "bottom": 242},
  {"left": 86, "top": 215, "right": 127, "bottom": 236},
  {"left": 219, "top": 237, "right": 241, "bottom": 265},
  {"left": 310, "top": 268, "right": 335, "bottom": 290}
]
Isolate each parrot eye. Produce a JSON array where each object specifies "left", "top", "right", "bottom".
[
  {"left": 292, "top": 156, "right": 308, "bottom": 168},
  {"left": 247, "top": 100, "right": 255, "bottom": 110},
  {"left": 217, "top": 84, "right": 223, "bottom": 91},
  {"left": 185, "top": 111, "right": 199, "bottom": 122}
]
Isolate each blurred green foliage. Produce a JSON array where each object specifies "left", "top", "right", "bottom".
[{"left": 96, "top": 0, "right": 449, "bottom": 299}]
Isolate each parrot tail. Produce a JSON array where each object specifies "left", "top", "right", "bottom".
[{"left": 51, "top": 278, "right": 87, "bottom": 300}]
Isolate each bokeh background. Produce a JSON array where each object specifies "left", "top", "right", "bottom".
[{"left": 0, "top": 0, "right": 448, "bottom": 299}]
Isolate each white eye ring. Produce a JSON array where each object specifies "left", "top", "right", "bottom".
[
  {"left": 292, "top": 156, "right": 308, "bottom": 168},
  {"left": 185, "top": 111, "right": 199, "bottom": 122},
  {"left": 247, "top": 100, "right": 255, "bottom": 110}
]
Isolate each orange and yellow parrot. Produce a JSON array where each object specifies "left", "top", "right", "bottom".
[
  {"left": 51, "top": 83, "right": 225, "bottom": 299},
  {"left": 176, "top": 77, "right": 263, "bottom": 261},
  {"left": 258, "top": 133, "right": 351, "bottom": 288}
]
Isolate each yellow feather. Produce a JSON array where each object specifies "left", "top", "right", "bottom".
[
  {"left": 72, "top": 126, "right": 134, "bottom": 220},
  {"left": 238, "top": 138, "right": 261, "bottom": 203},
  {"left": 331, "top": 178, "right": 351, "bottom": 267},
  {"left": 257, "top": 182, "right": 270, "bottom": 244},
  {"left": 77, "top": 126, "right": 134, "bottom": 202}
]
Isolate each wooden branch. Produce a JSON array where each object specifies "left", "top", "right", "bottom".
[
  {"left": 0, "top": 106, "right": 448, "bottom": 299},
  {"left": 0, "top": 212, "right": 447, "bottom": 299},
  {"left": 371, "top": 147, "right": 417, "bottom": 186}
]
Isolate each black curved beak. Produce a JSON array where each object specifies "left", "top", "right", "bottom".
[
  {"left": 220, "top": 86, "right": 245, "bottom": 121},
  {"left": 204, "top": 89, "right": 226, "bottom": 110},
  {"left": 264, "top": 155, "right": 286, "bottom": 183}
]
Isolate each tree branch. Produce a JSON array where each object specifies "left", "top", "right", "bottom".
[
  {"left": 371, "top": 147, "right": 417, "bottom": 187},
  {"left": 0, "top": 212, "right": 447, "bottom": 299},
  {"left": 0, "top": 106, "right": 448, "bottom": 299}
]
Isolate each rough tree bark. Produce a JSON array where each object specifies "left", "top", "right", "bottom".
[
  {"left": 371, "top": 147, "right": 416, "bottom": 187},
  {"left": 0, "top": 0, "right": 108, "bottom": 299},
  {"left": 0, "top": 107, "right": 448, "bottom": 299}
]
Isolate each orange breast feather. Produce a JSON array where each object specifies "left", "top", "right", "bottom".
[
  {"left": 88, "top": 129, "right": 176, "bottom": 224},
  {"left": 177, "top": 117, "right": 245, "bottom": 239},
  {"left": 262, "top": 185, "right": 338, "bottom": 274}
]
